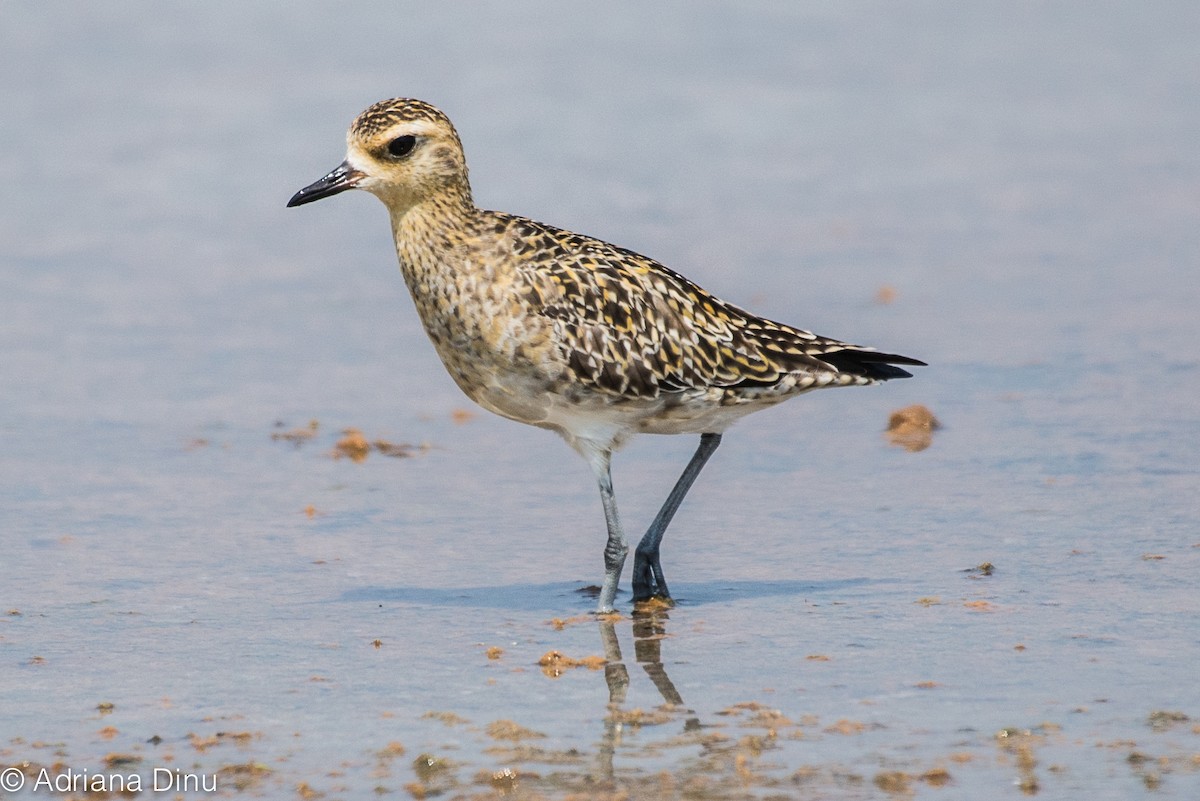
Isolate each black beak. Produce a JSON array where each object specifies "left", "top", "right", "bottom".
[{"left": 287, "top": 160, "right": 365, "bottom": 207}]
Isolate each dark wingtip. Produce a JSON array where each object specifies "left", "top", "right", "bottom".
[{"left": 820, "top": 349, "right": 926, "bottom": 381}]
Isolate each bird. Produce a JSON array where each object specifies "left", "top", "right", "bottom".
[{"left": 287, "top": 98, "right": 924, "bottom": 614}]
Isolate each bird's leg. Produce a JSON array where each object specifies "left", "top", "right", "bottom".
[
  {"left": 591, "top": 451, "right": 628, "bottom": 614},
  {"left": 632, "top": 432, "right": 722, "bottom": 602}
]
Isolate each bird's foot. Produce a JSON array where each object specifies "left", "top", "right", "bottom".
[{"left": 631, "top": 549, "right": 672, "bottom": 606}]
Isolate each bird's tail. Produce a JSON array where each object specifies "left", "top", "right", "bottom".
[{"left": 815, "top": 348, "right": 926, "bottom": 381}]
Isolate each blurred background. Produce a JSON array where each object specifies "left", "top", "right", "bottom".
[{"left": 2, "top": 2, "right": 1198, "bottom": 798}]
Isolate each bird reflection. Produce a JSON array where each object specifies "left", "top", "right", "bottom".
[{"left": 594, "top": 607, "right": 701, "bottom": 783}]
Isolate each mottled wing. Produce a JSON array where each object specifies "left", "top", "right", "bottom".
[{"left": 501, "top": 215, "right": 919, "bottom": 399}]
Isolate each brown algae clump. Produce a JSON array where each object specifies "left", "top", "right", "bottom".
[{"left": 885, "top": 404, "right": 940, "bottom": 452}]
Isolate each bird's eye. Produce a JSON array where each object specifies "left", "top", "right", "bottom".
[{"left": 387, "top": 135, "right": 417, "bottom": 158}]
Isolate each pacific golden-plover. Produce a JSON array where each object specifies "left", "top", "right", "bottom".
[{"left": 288, "top": 98, "right": 924, "bottom": 613}]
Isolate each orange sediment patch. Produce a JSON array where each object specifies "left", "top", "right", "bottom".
[
  {"left": 376, "top": 741, "right": 406, "bottom": 758},
  {"left": 332, "top": 428, "right": 430, "bottom": 461},
  {"left": 537, "top": 650, "right": 605, "bottom": 677},
  {"left": 421, "top": 711, "right": 469, "bottom": 726},
  {"left": 485, "top": 720, "right": 546, "bottom": 741},
  {"left": 824, "top": 719, "right": 868, "bottom": 736},
  {"left": 273, "top": 420, "right": 428, "bottom": 461},
  {"left": 964, "top": 600, "right": 997, "bottom": 612},
  {"left": 333, "top": 428, "right": 371, "bottom": 462},
  {"left": 272, "top": 419, "right": 320, "bottom": 445},
  {"left": 373, "top": 438, "right": 429, "bottom": 458},
  {"left": 547, "top": 614, "right": 603, "bottom": 630},
  {"left": 885, "top": 404, "right": 940, "bottom": 452}
]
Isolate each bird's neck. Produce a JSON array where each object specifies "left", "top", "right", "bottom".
[{"left": 388, "top": 193, "right": 479, "bottom": 289}]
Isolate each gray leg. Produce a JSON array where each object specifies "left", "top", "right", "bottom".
[
  {"left": 632, "top": 432, "right": 722, "bottom": 602},
  {"left": 592, "top": 452, "right": 628, "bottom": 614}
]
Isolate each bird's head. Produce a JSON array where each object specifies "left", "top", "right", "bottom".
[{"left": 288, "top": 98, "right": 472, "bottom": 214}]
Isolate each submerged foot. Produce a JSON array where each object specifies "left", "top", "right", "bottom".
[{"left": 631, "top": 548, "right": 672, "bottom": 604}]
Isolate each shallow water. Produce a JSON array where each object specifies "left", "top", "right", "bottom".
[{"left": 3, "top": 2, "right": 1199, "bottom": 798}]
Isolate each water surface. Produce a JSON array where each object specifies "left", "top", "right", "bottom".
[{"left": 2, "top": 2, "right": 1198, "bottom": 798}]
